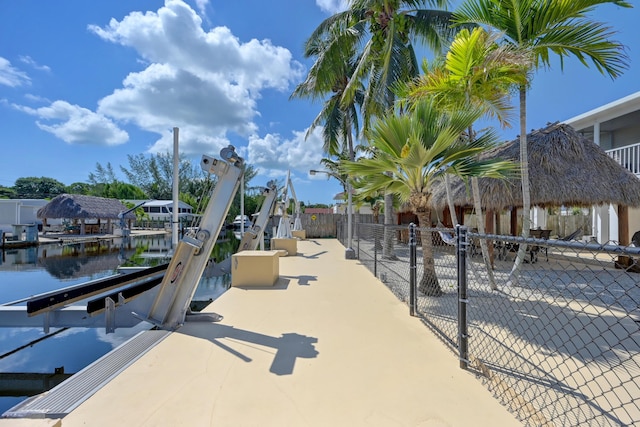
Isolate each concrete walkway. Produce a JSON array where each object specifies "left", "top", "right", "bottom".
[{"left": 19, "top": 239, "right": 521, "bottom": 426}]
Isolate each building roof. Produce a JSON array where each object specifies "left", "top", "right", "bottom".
[
  {"left": 0, "top": 199, "right": 49, "bottom": 206},
  {"left": 304, "top": 208, "right": 333, "bottom": 214},
  {"left": 127, "top": 199, "right": 193, "bottom": 209},
  {"left": 564, "top": 91, "right": 640, "bottom": 132},
  {"left": 430, "top": 122, "right": 640, "bottom": 211},
  {"left": 37, "top": 194, "right": 136, "bottom": 220}
]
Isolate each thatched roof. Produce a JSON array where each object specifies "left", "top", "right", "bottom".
[
  {"left": 430, "top": 122, "right": 640, "bottom": 211},
  {"left": 37, "top": 194, "right": 136, "bottom": 220}
]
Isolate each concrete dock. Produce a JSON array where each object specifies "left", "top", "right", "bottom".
[{"left": 6, "top": 239, "right": 521, "bottom": 426}]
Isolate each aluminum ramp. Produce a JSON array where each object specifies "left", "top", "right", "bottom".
[{"left": 3, "top": 329, "right": 170, "bottom": 419}]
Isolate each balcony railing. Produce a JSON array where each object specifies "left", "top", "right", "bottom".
[{"left": 606, "top": 142, "right": 640, "bottom": 175}]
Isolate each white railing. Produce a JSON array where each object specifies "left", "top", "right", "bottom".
[{"left": 606, "top": 142, "right": 640, "bottom": 175}]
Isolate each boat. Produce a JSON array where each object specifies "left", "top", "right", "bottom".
[{"left": 232, "top": 215, "right": 252, "bottom": 230}]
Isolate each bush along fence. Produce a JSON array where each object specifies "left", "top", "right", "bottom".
[{"left": 341, "top": 222, "right": 640, "bottom": 427}]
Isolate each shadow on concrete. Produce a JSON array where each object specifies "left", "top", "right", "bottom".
[
  {"left": 182, "top": 323, "right": 318, "bottom": 376},
  {"left": 280, "top": 275, "right": 317, "bottom": 286}
]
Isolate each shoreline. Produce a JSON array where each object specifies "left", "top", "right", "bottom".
[{"left": 1, "top": 229, "right": 171, "bottom": 249}]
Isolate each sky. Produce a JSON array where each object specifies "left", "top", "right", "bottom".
[{"left": 0, "top": 0, "right": 638, "bottom": 205}]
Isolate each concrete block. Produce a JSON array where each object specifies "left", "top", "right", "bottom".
[
  {"left": 292, "top": 230, "right": 306, "bottom": 240},
  {"left": 271, "top": 238, "right": 297, "bottom": 256},
  {"left": 231, "top": 250, "right": 279, "bottom": 287}
]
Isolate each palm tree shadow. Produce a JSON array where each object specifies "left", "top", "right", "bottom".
[
  {"left": 298, "top": 251, "right": 327, "bottom": 259},
  {"left": 280, "top": 275, "right": 317, "bottom": 286},
  {"left": 180, "top": 323, "right": 318, "bottom": 376}
]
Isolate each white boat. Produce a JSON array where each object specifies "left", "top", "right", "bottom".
[{"left": 232, "top": 215, "right": 252, "bottom": 230}]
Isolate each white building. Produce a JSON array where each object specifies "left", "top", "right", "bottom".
[
  {"left": 127, "top": 200, "right": 196, "bottom": 222},
  {"left": 564, "top": 91, "right": 640, "bottom": 244},
  {"left": 0, "top": 199, "right": 48, "bottom": 233}
]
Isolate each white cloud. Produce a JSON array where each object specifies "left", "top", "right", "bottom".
[
  {"left": 247, "top": 126, "right": 325, "bottom": 175},
  {"left": 87, "top": 0, "right": 304, "bottom": 154},
  {"left": 14, "top": 100, "right": 129, "bottom": 146},
  {"left": 98, "top": 63, "right": 257, "bottom": 143},
  {"left": 146, "top": 126, "right": 230, "bottom": 156},
  {"left": 193, "top": 0, "right": 209, "bottom": 18},
  {"left": 315, "top": 0, "right": 349, "bottom": 14},
  {"left": 0, "top": 57, "right": 30, "bottom": 87},
  {"left": 24, "top": 93, "right": 51, "bottom": 103},
  {"left": 95, "top": 321, "right": 154, "bottom": 349},
  {"left": 19, "top": 55, "right": 51, "bottom": 72}
]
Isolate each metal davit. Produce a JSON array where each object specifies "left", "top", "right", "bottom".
[
  {"left": 3, "top": 146, "right": 244, "bottom": 419},
  {"left": 141, "top": 145, "right": 244, "bottom": 330}
]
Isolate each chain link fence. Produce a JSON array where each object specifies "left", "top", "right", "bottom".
[{"left": 350, "top": 223, "right": 640, "bottom": 427}]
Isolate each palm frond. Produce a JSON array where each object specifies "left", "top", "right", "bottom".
[
  {"left": 409, "top": 9, "right": 458, "bottom": 52},
  {"left": 455, "top": 0, "right": 630, "bottom": 79}
]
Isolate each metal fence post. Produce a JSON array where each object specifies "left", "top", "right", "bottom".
[
  {"left": 409, "top": 223, "right": 417, "bottom": 316},
  {"left": 457, "top": 225, "right": 469, "bottom": 369},
  {"left": 356, "top": 223, "right": 360, "bottom": 260},
  {"left": 374, "top": 225, "right": 378, "bottom": 278}
]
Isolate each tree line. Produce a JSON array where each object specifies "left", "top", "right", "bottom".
[{"left": 0, "top": 152, "right": 331, "bottom": 220}]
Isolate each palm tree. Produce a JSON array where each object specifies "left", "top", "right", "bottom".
[
  {"left": 401, "top": 27, "right": 529, "bottom": 287},
  {"left": 292, "top": 27, "right": 363, "bottom": 252},
  {"left": 305, "top": 0, "right": 456, "bottom": 113},
  {"left": 302, "top": 0, "right": 459, "bottom": 260},
  {"left": 341, "top": 99, "right": 516, "bottom": 295},
  {"left": 454, "top": 0, "right": 632, "bottom": 282},
  {"left": 291, "top": 36, "right": 363, "bottom": 160},
  {"left": 403, "top": 27, "right": 528, "bottom": 127}
]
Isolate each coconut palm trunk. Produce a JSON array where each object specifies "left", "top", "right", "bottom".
[
  {"left": 383, "top": 190, "right": 396, "bottom": 259},
  {"left": 416, "top": 210, "right": 442, "bottom": 296},
  {"left": 509, "top": 86, "right": 531, "bottom": 284},
  {"left": 468, "top": 125, "right": 498, "bottom": 290},
  {"left": 471, "top": 176, "right": 497, "bottom": 290},
  {"left": 412, "top": 194, "right": 442, "bottom": 296},
  {"left": 372, "top": 203, "right": 383, "bottom": 250},
  {"left": 444, "top": 174, "right": 458, "bottom": 225}
]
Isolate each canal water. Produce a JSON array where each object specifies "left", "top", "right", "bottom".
[{"left": 0, "top": 231, "right": 238, "bottom": 414}]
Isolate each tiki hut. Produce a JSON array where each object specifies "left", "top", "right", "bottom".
[
  {"left": 38, "top": 194, "right": 136, "bottom": 235},
  {"left": 430, "top": 122, "right": 640, "bottom": 243}
]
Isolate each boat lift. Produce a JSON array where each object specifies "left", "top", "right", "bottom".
[
  {"left": 0, "top": 146, "right": 245, "bottom": 333},
  {"left": 276, "top": 170, "right": 301, "bottom": 238},
  {"left": 238, "top": 180, "right": 278, "bottom": 252},
  {"left": 117, "top": 200, "right": 148, "bottom": 237}
]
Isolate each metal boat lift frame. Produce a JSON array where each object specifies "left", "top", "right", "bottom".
[{"left": 0, "top": 146, "right": 245, "bottom": 333}]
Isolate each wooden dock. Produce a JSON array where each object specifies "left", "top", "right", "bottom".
[{"left": 0, "top": 231, "right": 38, "bottom": 249}]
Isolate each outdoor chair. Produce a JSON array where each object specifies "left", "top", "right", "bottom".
[
  {"left": 437, "top": 229, "right": 456, "bottom": 246},
  {"left": 560, "top": 227, "right": 582, "bottom": 242},
  {"left": 529, "top": 229, "right": 551, "bottom": 263}
]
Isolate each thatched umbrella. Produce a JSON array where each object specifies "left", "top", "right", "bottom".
[
  {"left": 38, "top": 194, "right": 135, "bottom": 219},
  {"left": 38, "top": 194, "right": 136, "bottom": 234},
  {"left": 431, "top": 122, "right": 640, "bottom": 210},
  {"left": 430, "top": 122, "right": 640, "bottom": 243}
]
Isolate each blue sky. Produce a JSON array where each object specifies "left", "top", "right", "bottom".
[{"left": 0, "top": 0, "right": 638, "bottom": 205}]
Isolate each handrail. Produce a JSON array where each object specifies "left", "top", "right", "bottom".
[{"left": 605, "top": 142, "right": 640, "bottom": 175}]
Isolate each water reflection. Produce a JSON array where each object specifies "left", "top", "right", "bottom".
[{"left": 0, "top": 230, "right": 240, "bottom": 413}]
